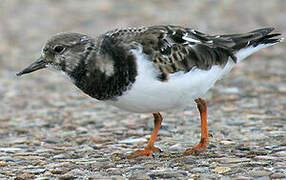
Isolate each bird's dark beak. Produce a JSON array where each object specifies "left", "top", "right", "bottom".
[{"left": 16, "top": 56, "right": 47, "bottom": 76}]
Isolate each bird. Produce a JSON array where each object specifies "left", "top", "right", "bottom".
[{"left": 17, "top": 25, "right": 282, "bottom": 158}]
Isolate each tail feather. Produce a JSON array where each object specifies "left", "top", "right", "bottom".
[
  {"left": 252, "top": 33, "right": 282, "bottom": 46},
  {"left": 231, "top": 27, "right": 282, "bottom": 49},
  {"left": 230, "top": 28, "right": 283, "bottom": 62},
  {"left": 249, "top": 27, "right": 274, "bottom": 35}
]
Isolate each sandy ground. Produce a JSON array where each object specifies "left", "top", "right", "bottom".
[{"left": 0, "top": 0, "right": 286, "bottom": 179}]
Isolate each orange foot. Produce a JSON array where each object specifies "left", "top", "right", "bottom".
[
  {"left": 128, "top": 146, "right": 161, "bottom": 158},
  {"left": 128, "top": 112, "right": 163, "bottom": 158},
  {"left": 183, "top": 138, "right": 209, "bottom": 155}
]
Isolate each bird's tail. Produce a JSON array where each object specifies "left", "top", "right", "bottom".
[{"left": 225, "top": 28, "right": 283, "bottom": 62}]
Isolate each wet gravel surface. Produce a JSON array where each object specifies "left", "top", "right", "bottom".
[{"left": 1, "top": 0, "right": 286, "bottom": 179}]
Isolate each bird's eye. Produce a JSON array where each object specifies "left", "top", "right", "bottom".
[{"left": 53, "top": 45, "right": 65, "bottom": 53}]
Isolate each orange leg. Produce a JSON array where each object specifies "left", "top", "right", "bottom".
[
  {"left": 183, "top": 98, "right": 209, "bottom": 155},
  {"left": 128, "top": 112, "right": 162, "bottom": 158}
]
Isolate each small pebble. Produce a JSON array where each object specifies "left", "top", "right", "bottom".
[
  {"left": 118, "top": 137, "right": 147, "bottom": 144},
  {"left": 192, "top": 167, "right": 209, "bottom": 173},
  {"left": 0, "top": 147, "right": 22, "bottom": 152},
  {"left": 24, "top": 168, "right": 46, "bottom": 174},
  {"left": 213, "top": 167, "right": 231, "bottom": 174},
  {"left": 15, "top": 173, "right": 35, "bottom": 180},
  {"left": 217, "top": 158, "right": 251, "bottom": 164},
  {"left": 220, "top": 140, "right": 236, "bottom": 145},
  {"left": 271, "top": 172, "right": 285, "bottom": 179},
  {"left": 249, "top": 170, "right": 272, "bottom": 177}
]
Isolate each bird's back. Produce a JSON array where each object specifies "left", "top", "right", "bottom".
[{"left": 101, "top": 25, "right": 282, "bottom": 81}]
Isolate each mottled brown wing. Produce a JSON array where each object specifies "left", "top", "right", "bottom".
[
  {"left": 136, "top": 26, "right": 280, "bottom": 81},
  {"left": 102, "top": 25, "right": 279, "bottom": 81},
  {"left": 134, "top": 25, "right": 236, "bottom": 80}
]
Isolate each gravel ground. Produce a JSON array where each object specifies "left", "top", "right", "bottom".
[{"left": 0, "top": 0, "right": 286, "bottom": 179}]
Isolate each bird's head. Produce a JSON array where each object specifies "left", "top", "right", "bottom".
[{"left": 17, "top": 32, "right": 95, "bottom": 77}]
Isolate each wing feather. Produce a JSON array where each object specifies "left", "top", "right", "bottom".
[{"left": 101, "top": 25, "right": 280, "bottom": 81}]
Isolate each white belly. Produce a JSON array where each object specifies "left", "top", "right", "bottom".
[{"left": 106, "top": 49, "right": 236, "bottom": 113}]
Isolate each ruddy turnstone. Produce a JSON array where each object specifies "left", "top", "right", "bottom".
[{"left": 17, "top": 25, "right": 282, "bottom": 158}]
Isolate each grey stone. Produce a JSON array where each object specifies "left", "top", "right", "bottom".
[
  {"left": 254, "top": 155, "right": 277, "bottom": 160},
  {"left": 0, "top": 147, "right": 22, "bottom": 152},
  {"left": 216, "top": 158, "right": 251, "bottom": 164},
  {"left": 129, "top": 171, "right": 150, "bottom": 179},
  {"left": 118, "top": 137, "right": 147, "bottom": 144},
  {"left": 219, "top": 87, "right": 240, "bottom": 94},
  {"left": 232, "top": 176, "right": 252, "bottom": 180},
  {"left": 52, "top": 154, "right": 69, "bottom": 159},
  {"left": 0, "top": 156, "right": 14, "bottom": 161},
  {"left": 23, "top": 168, "right": 46, "bottom": 174},
  {"left": 191, "top": 167, "right": 209, "bottom": 173},
  {"left": 274, "top": 151, "right": 286, "bottom": 157},
  {"left": 249, "top": 170, "right": 272, "bottom": 177},
  {"left": 148, "top": 171, "right": 187, "bottom": 179},
  {"left": 271, "top": 172, "right": 286, "bottom": 179}
]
